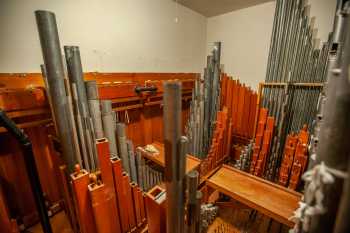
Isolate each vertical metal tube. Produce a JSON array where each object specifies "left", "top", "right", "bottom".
[
  {"left": 101, "top": 100, "right": 118, "bottom": 158},
  {"left": 307, "top": 6, "right": 350, "bottom": 232},
  {"left": 127, "top": 140, "right": 137, "bottom": 183},
  {"left": 35, "top": 10, "right": 77, "bottom": 172},
  {"left": 86, "top": 80, "right": 104, "bottom": 139},
  {"left": 64, "top": 46, "right": 95, "bottom": 170},
  {"left": 136, "top": 148, "right": 143, "bottom": 187},
  {"left": 333, "top": 156, "right": 350, "bottom": 233},
  {"left": 72, "top": 83, "right": 90, "bottom": 171},
  {"left": 195, "top": 191, "right": 203, "bottom": 233},
  {"left": 40, "top": 64, "right": 58, "bottom": 133},
  {"left": 163, "top": 81, "right": 187, "bottom": 233},
  {"left": 116, "top": 123, "right": 130, "bottom": 174},
  {"left": 186, "top": 170, "right": 199, "bottom": 233}
]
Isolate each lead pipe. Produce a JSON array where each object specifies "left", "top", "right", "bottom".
[
  {"left": 127, "top": 140, "right": 137, "bottom": 183},
  {"left": 72, "top": 84, "right": 90, "bottom": 171},
  {"left": 101, "top": 100, "right": 118, "bottom": 158},
  {"left": 186, "top": 170, "right": 199, "bottom": 233},
  {"left": 163, "top": 81, "right": 187, "bottom": 233},
  {"left": 35, "top": 10, "right": 77, "bottom": 172},
  {"left": 116, "top": 123, "right": 130, "bottom": 174},
  {"left": 86, "top": 80, "right": 104, "bottom": 139},
  {"left": 307, "top": 6, "right": 350, "bottom": 233}
]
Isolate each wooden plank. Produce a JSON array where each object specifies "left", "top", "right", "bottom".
[
  {"left": 138, "top": 142, "right": 200, "bottom": 173},
  {"left": 0, "top": 119, "right": 52, "bottom": 133},
  {"left": 0, "top": 87, "right": 47, "bottom": 111},
  {"left": 206, "top": 165, "right": 301, "bottom": 227}
]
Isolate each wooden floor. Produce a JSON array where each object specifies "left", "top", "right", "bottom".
[
  {"left": 25, "top": 211, "right": 73, "bottom": 233},
  {"left": 207, "top": 206, "right": 291, "bottom": 233}
]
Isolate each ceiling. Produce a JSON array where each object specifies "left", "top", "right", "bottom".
[{"left": 175, "top": 0, "right": 274, "bottom": 17}]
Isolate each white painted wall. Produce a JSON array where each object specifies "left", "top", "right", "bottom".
[
  {"left": 0, "top": 0, "right": 207, "bottom": 73},
  {"left": 206, "top": 0, "right": 337, "bottom": 90}
]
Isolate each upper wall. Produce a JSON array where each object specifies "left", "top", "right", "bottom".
[
  {"left": 0, "top": 0, "right": 207, "bottom": 73},
  {"left": 206, "top": 0, "right": 337, "bottom": 90}
]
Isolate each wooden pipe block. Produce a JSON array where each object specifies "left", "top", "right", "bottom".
[
  {"left": 131, "top": 183, "right": 142, "bottom": 226},
  {"left": 145, "top": 186, "right": 166, "bottom": 233},
  {"left": 71, "top": 167, "right": 97, "bottom": 233},
  {"left": 95, "top": 138, "right": 121, "bottom": 233},
  {"left": 122, "top": 173, "right": 136, "bottom": 230},
  {"left": 111, "top": 158, "right": 129, "bottom": 233},
  {"left": 88, "top": 182, "right": 115, "bottom": 233}
]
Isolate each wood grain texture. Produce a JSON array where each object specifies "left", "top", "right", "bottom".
[
  {"left": 206, "top": 165, "right": 301, "bottom": 227},
  {"left": 138, "top": 141, "right": 201, "bottom": 173}
]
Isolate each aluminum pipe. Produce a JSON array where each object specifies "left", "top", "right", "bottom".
[
  {"left": 35, "top": 10, "right": 77, "bottom": 172},
  {"left": 163, "top": 81, "right": 187, "bottom": 233}
]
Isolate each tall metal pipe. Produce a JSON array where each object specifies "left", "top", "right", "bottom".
[
  {"left": 163, "top": 81, "right": 187, "bottom": 233},
  {"left": 127, "top": 140, "right": 137, "bottom": 183},
  {"left": 35, "top": 10, "right": 77, "bottom": 172},
  {"left": 333, "top": 156, "right": 350, "bottom": 233},
  {"left": 101, "top": 100, "right": 118, "bottom": 158},
  {"left": 86, "top": 80, "right": 104, "bottom": 139},
  {"left": 116, "top": 122, "right": 130, "bottom": 174},
  {"left": 186, "top": 170, "right": 199, "bottom": 233},
  {"left": 307, "top": 6, "right": 350, "bottom": 233}
]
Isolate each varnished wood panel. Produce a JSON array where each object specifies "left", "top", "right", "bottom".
[{"left": 206, "top": 165, "right": 301, "bottom": 227}]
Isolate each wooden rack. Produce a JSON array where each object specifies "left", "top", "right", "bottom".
[{"left": 253, "top": 82, "right": 324, "bottom": 138}]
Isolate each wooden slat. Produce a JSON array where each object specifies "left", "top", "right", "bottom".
[{"left": 206, "top": 165, "right": 301, "bottom": 227}]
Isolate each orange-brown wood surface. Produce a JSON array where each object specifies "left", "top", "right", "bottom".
[
  {"left": 71, "top": 169, "right": 97, "bottom": 233},
  {"left": 0, "top": 72, "right": 197, "bottom": 89},
  {"left": 95, "top": 139, "right": 121, "bottom": 233},
  {"left": 0, "top": 73, "right": 194, "bottom": 225},
  {"left": 131, "top": 183, "right": 142, "bottom": 226},
  {"left": 122, "top": 173, "right": 136, "bottom": 230},
  {"left": 111, "top": 158, "right": 129, "bottom": 233},
  {"left": 145, "top": 186, "right": 166, "bottom": 233},
  {"left": 88, "top": 182, "right": 117, "bottom": 233},
  {"left": 0, "top": 183, "right": 19, "bottom": 233},
  {"left": 206, "top": 165, "right": 301, "bottom": 227},
  {"left": 138, "top": 141, "right": 201, "bottom": 173}
]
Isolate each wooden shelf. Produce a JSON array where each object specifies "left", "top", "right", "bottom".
[
  {"left": 206, "top": 165, "right": 301, "bottom": 227},
  {"left": 138, "top": 141, "right": 201, "bottom": 173}
]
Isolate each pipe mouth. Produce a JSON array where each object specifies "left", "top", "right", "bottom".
[
  {"left": 35, "top": 10, "right": 55, "bottom": 16},
  {"left": 96, "top": 138, "right": 108, "bottom": 143},
  {"left": 111, "top": 156, "right": 120, "bottom": 162}
]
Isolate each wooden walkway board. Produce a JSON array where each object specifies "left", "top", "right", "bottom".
[{"left": 206, "top": 165, "right": 301, "bottom": 227}]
